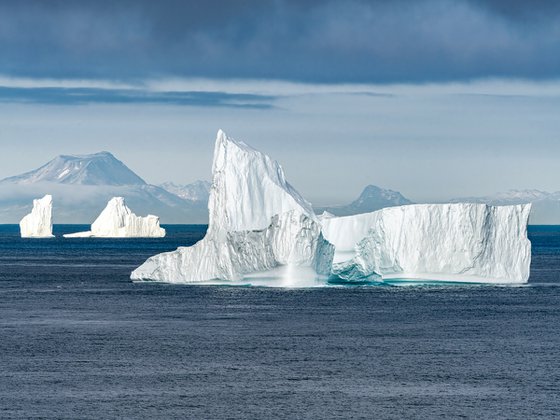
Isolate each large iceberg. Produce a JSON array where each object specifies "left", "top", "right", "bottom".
[
  {"left": 64, "top": 197, "right": 165, "bottom": 238},
  {"left": 323, "top": 203, "right": 532, "bottom": 284},
  {"left": 19, "top": 194, "right": 54, "bottom": 238},
  {"left": 131, "top": 130, "right": 333, "bottom": 284},
  {"left": 132, "top": 129, "right": 532, "bottom": 286}
]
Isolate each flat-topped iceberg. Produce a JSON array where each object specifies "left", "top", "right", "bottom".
[
  {"left": 132, "top": 129, "right": 531, "bottom": 286},
  {"left": 20, "top": 194, "right": 54, "bottom": 238},
  {"left": 323, "top": 203, "right": 532, "bottom": 284},
  {"left": 131, "top": 130, "right": 333, "bottom": 284},
  {"left": 64, "top": 197, "right": 165, "bottom": 238}
]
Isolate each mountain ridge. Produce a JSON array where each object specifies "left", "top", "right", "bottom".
[
  {"left": 315, "top": 184, "right": 413, "bottom": 216},
  {"left": 0, "top": 151, "right": 208, "bottom": 223},
  {"left": 1, "top": 151, "right": 146, "bottom": 186},
  {"left": 159, "top": 180, "right": 211, "bottom": 202}
]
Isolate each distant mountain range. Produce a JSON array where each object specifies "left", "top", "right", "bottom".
[
  {"left": 315, "top": 186, "right": 559, "bottom": 224},
  {"left": 0, "top": 152, "right": 209, "bottom": 224},
  {"left": 2, "top": 151, "right": 146, "bottom": 186},
  {"left": 315, "top": 185, "right": 413, "bottom": 216},
  {"left": 450, "top": 189, "right": 560, "bottom": 224},
  {"left": 159, "top": 181, "right": 211, "bottom": 202},
  {"left": 0, "top": 152, "right": 558, "bottom": 224}
]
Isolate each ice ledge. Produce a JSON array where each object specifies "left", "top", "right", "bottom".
[{"left": 329, "top": 203, "right": 532, "bottom": 284}]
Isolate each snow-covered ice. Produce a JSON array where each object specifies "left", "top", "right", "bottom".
[
  {"left": 326, "top": 203, "right": 532, "bottom": 284},
  {"left": 132, "top": 129, "right": 532, "bottom": 286},
  {"left": 19, "top": 194, "right": 54, "bottom": 238},
  {"left": 208, "top": 129, "right": 316, "bottom": 233},
  {"left": 64, "top": 197, "right": 165, "bottom": 238},
  {"left": 132, "top": 210, "right": 333, "bottom": 283},
  {"left": 131, "top": 130, "right": 332, "bottom": 284}
]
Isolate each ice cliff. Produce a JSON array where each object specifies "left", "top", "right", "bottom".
[
  {"left": 132, "top": 129, "right": 531, "bottom": 286},
  {"left": 131, "top": 130, "right": 333, "bottom": 283},
  {"left": 19, "top": 194, "right": 54, "bottom": 238},
  {"left": 64, "top": 197, "right": 165, "bottom": 238},
  {"left": 323, "top": 203, "right": 532, "bottom": 284}
]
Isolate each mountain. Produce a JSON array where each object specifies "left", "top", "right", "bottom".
[
  {"left": 451, "top": 189, "right": 550, "bottom": 205},
  {"left": 2, "top": 151, "right": 146, "bottom": 186},
  {"left": 0, "top": 152, "right": 208, "bottom": 224},
  {"left": 450, "top": 189, "right": 560, "bottom": 224},
  {"left": 315, "top": 185, "right": 413, "bottom": 217},
  {"left": 159, "top": 180, "right": 211, "bottom": 202}
]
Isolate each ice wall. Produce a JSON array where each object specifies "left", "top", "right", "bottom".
[{"left": 328, "top": 203, "right": 532, "bottom": 284}]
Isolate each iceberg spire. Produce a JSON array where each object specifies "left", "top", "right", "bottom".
[
  {"left": 208, "top": 129, "right": 315, "bottom": 234},
  {"left": 131, "top": 130, "right": 332, "bottom": 284}
]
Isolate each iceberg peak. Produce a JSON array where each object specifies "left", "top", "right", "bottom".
[
  {"left": 208, "top": 129, "right": 315, "bottom": 234},
  {"left": 131, "top": 130, "right": 331, "bottom": 284}
]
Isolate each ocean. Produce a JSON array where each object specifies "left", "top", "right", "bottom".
[{"left": 0, "top": 225, "right": 559, "bottom": 419}]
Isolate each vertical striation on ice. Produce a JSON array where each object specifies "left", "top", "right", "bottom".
[
  {"left": 64, "top": 197, "right": 165, "bottom": 238},
  {"left": 208, "top": 129, "right": 316, "bottom": 234},
  {"left": 132, "top": 129, "right": 532, "bottom": 286},
  {"left": 19, "top": 194, "right": 55, "bottom": 238},
  {"left": 131, "top": 130, "right": 333, "bottom": 284},
  {"left": 326, "top": 203, "right": 532, "bottom": 284}
]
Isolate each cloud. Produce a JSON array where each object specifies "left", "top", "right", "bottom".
[
  {"left": 0, "top": 86, "right": 275, "bottom": 108},
  {"left": 0, "top": 0, "right": 559, "bottom": 83}
]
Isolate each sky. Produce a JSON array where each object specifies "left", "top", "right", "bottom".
[{"left": 0, "top": 0, "right": 559, "bottom": 205}]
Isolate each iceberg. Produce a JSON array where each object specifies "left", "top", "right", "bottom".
[
  {"left": 64, "top": 197, "right": 165, "bottom": 238},
  {"left": 19, "top": 194, "right": 54, "bottom": 238},
  {"left": 131, "top": 130, "right": 333, "bottom": 284},
  {"left": 132, "top": 210, "right": 333, "bottom": 283},
  {"left": 207, "top": 130, "right": 316, "bottom": 233},
  {"left": 323, "top": 203, "right": 532, "bottom": 284}
]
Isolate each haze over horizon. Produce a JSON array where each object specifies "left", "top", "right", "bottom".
[{"left": 0, "top": 0, "right": 559, "bottom": 205}]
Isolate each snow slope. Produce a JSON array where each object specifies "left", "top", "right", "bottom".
[
  {"left": 3, "top": 151, "right": 146, "bottom": 186},
  {"left": 159, "top": 180, "right": 211, "bottom": 202}
]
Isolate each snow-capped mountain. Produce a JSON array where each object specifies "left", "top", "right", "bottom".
[
  {"left": 0, "top": 152, "right": 208, "bottom": 224},
  {"left": 159, "top": 180, "right": 211, "bottom": 202},
  {"left": 449, "top": 189, "right": 560, "bottom": 224},
  {"left": 2, "top": 151, "right": 146, "bottom": 186},
  {"left": 315, "top": 185, "right": 413, "bottom": 217},
  {"left": 451, "top": 189, "right": 550, "bottom": 205}
]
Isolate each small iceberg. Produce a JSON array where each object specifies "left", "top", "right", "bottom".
[
  {"left": 64, "top": 197, "right": 165, "bottom": 238},
  {"left": 20, "top": 194, "right": 55, "bottom": 238}
]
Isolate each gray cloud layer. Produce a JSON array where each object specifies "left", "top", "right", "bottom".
[
  {"left": 0, "top": 87, "right": 275, "bottom": 108},
  {"left": 0, "top": 0, "right": 559, "bottom": 83}
]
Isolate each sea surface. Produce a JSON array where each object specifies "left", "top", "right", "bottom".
[{"left": 0, "top": 224, "right": 559, "bottom": 419}]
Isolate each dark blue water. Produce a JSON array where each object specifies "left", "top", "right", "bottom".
[{"left": 0, "top": 225, "right": 559, "bottom": 419}]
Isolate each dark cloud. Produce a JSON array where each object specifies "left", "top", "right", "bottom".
[
  {"left": 0, "top": 0, "right": 559, "bottom": 83},
  {"left": 0, "top": 86, "right": 275, "bottom": 108}
]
